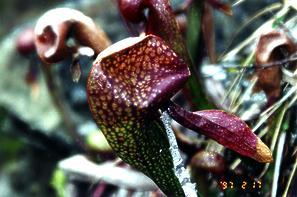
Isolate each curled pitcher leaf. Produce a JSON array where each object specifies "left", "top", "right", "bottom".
[
  {"left": 34, "top": 8, "right": 110, "bottom": 64},
  {"left": 87, "top": 35, "right": 190, "bottom": 196},
  {"left": 167, "top": 102, "right": 273, "bottom": 163},
  {"left": 119, "top": 0, "right": 209, "bottom": 110},
  {"left": 118, "top": 0, "right": 145, "bottom": 23},
  {"left": 254, "top": 30, "right": 297, "bottom": 106},
  {"left": 118, "top": 0, "right": 189, "bottom": 62}
]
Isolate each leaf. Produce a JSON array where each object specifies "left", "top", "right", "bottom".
[
  {"left": 254, "top": 30, "right": 297, "bottom": 106},
  {"left": 118, "top": 0, "right": 145, "bottom": 23},
  {"left": 167, "top": 102, "right": 273, "bottom": 163},
  {"left": 119, "top": 0, "right": 189, "bottom": 62},
  {"left": 88, "top": 35, "right": 190, "bottom": 113},
  {"left": 119, "top": 0, "right": 215, "bottom": 110},
  {"left": 87, "top": 35, "right": 190, "bottom": 196},
  {"left": 34, "top": 8, "right": 110, "bottom": 63}
]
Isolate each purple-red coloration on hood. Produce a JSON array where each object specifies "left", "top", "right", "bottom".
[{"left": 168, "top": 102, "right": 273, "bottom": 163}]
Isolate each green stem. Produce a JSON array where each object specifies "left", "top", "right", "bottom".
[{"left": 186, "top": 0, "right": 214, "bottom": 110}]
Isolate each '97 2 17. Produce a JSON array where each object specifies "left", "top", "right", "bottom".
[{"left": 219, "top": 180, "right": 262, "bottom": 190}]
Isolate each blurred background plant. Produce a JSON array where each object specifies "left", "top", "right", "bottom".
[{"left": 0, "top": 0, "right": 296, "bottom": 196}]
